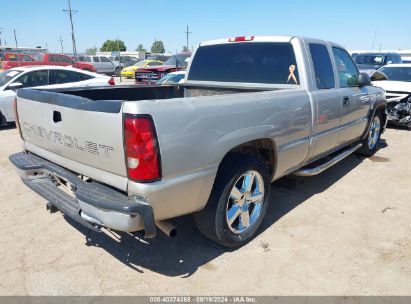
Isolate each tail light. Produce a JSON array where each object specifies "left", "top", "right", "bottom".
[
  {"left": 124, "top": 115, "right": 161, "bottom": 182},
  {"left": 108, "top": 77, "right": 115, "bottom": 85},
  {"left": 228, "top": 36, "right": 255, "bottom": 42},
  {"left": 13, "top": 98, "right": 23, "bottom": 139}
]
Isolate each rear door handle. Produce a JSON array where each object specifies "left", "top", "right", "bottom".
[{"left": 343, "top": 96, "right": 350, "bottom": 105}]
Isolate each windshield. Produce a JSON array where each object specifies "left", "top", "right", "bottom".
[
  {"left": 133, "top": 61, "right": 147, "bottom": 67},
  {"left": 157, "top": 73, "right": 185, "bottom": 84},
  {"left": 379, "top": 67, "right": 411, "bottom": 82},
  {"left": 164, "top": 54, "right": 190, "bottom": 67},
  {"left": 352, "top": 54, "right": 386, "bottom": 66},
  {"left": 0, "top": 70, "right": 23, "bottom": 87}
]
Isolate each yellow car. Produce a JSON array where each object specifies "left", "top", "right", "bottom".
[{"left": 121, "top": 59, "right": 163, "bottom": 78}]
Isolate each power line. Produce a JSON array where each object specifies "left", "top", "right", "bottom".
[
  {"left": 184, "top": 25, "right": 192, "bottom": 51},
  {"left": 63, "top": 0, "right": 78, "bottom": 59}
]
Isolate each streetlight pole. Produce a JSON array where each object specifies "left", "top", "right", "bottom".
[{"left": 63, "top": 0, "right": 78, "bottom": 60}]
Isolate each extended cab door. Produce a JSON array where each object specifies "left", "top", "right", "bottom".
[
  {"left": 306, "top": 42, "right": 342, "bottom": 160},
  {"left": 331, "top": 47, "right": 371, "bottom": 145}
]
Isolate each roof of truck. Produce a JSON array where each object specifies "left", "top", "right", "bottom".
[{"left": 200, "top": 36, "right": 294, "bottom": 46}]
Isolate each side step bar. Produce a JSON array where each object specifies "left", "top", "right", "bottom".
[{"left": 293, "top": 143, "right": 362, "bottom": 177}]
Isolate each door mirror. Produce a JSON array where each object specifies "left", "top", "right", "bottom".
[
  {"left": 358, "top": 72, "right": 371, "bottom": 87},
  {"left": 7, "top": 82, "right": 23, "bottom": 90}
]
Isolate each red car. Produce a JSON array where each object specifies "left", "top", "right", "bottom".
[
  {"left": 0, "top": 52, "right": 38, "bottom": 70},
  {"left": 135, "top": 52, "right": 191, "bottom": 84},
  {"left": 1, "top": 53, "right": 96, "bottom": 72}
]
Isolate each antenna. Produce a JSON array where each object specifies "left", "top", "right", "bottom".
[
  {"left": 63, "top": 0, "right": 78, "bottom": 60},
  {"left": 184, "top": 25, "right": 192, "bottom": 51},
  {"left": 58, "top": 36, "right": 64, "bottom": 53}
]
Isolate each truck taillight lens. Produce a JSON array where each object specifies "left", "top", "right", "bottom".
[
  {"left": 124, "top": 115, "right": 161, "bottom": 182},
  {"left": 228, "top": 36, "right": 255, "bottom": 42},
  {"left": 108, "top": 77, "right": 115, "bottom": 85},
  {"left": 13, "top": 98, "right": 23, "bottom": 139}
]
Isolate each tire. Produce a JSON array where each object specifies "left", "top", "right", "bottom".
[
  {"left": 356, "top": 111, "right": 383, "bottom": 156},
  {"left": 195, "top": 153, "right": 271, "bottom": 247},
  {"left": 0, "top": 112, "right": 7, "bottom": 127}
]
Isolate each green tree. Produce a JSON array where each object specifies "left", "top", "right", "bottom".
[
  {"left": 151, "top": 40, "right": 165, "bottom": 53},
  {"left": 182, "top": 45, "right": 189, "bottom": 52},
  {"left": 135, "top": 44, "right": 146, "bottom": 52},
  {"left": 100, "top": 39, "right": 126, "bottom": 52},
  {"left": 85, "top": 47, "right": 97, "bottom": 55}
]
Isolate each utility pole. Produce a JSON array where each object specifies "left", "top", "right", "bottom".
[
  {"left": 13, "top": 29, "right": 21, "bottom": 67},
  {"left": 0, "top": 27, "right": 3, "bottom": 46},
  {"left": 184, "top": 25, "right": 191, "bottom": 51},
  {"left": 63, "top": 0, "right": 78, "bottom": 60},
  {"left": 58, "top": 36, "right": 64, "bottom": 53}
]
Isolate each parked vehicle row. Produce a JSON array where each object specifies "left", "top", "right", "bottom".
[
  {"left": 136, "top": 52, "right": 191, "bottom": 84},
  {"left": 1, "top": 52, "right": 96, "bottom": 72},
  {"left": 9, "top": 35, "right": 386, "bottom": 248},
  {"left": 121, "top": 59, "right": 164, "bottom": 78}
]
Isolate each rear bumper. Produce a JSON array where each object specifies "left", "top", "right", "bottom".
[{"left": 9, "top": 152, "right": 156, "bottom": 238}]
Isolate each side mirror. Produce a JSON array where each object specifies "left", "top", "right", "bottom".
[
  {"left": 358, "top": 73, "right": 371, "bottom": 87},
  {"left": 7, "top": 82, "right": 23, "bottom": 90}
]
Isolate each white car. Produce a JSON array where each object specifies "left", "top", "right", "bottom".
[
  {"left": 0, "top": 66, "right": 115, "bottom": 126},
  {"left": 156, "top": 71, "right": 186, "bottom": 85},
  {"left": 371, "top": 64, "right": 411, "bottom": 128}
]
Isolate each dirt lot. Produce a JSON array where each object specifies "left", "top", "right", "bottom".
[{"left": 0, "top": 126, "right": 410, "bottom": 295}]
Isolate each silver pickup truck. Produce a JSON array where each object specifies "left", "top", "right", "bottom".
[{"left": 10, "top": 36, "right": 387, "bottom": 247}]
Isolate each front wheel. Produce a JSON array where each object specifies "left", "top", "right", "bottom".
[
  {"left": 357, "top": 112, "right": 383, "bottom": 156},
  {"left": 195, "top": 154, "right": 271, "bottom": 247}
]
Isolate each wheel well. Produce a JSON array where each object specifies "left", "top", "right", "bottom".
[
  {"left": 376, "top": 105, "right": 387, "bottom": 127},
  {"left": 222, "top": 139, "right": 276, "bottom": 176}
]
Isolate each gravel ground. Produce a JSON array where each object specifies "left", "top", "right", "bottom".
[{"left": 0, "top": 126, "right": 410, "bottom": 295}]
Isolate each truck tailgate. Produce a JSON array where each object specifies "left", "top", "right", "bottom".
[{"left": 16, "top": 89, "right": 127, "bottom": 183}]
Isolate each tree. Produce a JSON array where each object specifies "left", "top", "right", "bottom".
[
  {"left": 100, "top": 39, "right": 126, "bottom": 52},
  {"left": 135, "top": 44, "right": 146, "bottom": 52},
  {"left": 85, "top": 47, "right": 97, "bottom": 55},
  {"left": 182, "top": 45, "right": 189, "bottom": 52},
  {"left": 151, "top": 40, "right": 165, "bottom": 53}
]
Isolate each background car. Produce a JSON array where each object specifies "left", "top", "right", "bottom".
[
  {"left": 352, "top": 52, "right": 403, "bottom": 71},
  {"left": 371, "top": 64, "right": 411, "bottom": 128},
  {"left": 0, "top": 66, "right": 114, "bottom": 126},
  {"left": 157, "top": 71, "right": 186, "bottom": 84},
  {"left": 77, "top": 55, "right": 116, "bottom": 75},
  {"left": 121, "top": 59, "right": 163, "bottom": 78}
]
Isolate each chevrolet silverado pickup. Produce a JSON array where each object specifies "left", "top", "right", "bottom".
[{"left": 10, "top": 36, "right": 387, "bottom": 247}]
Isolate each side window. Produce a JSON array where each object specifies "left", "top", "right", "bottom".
[
  {"left": 100, "top": 57, "right": 110, "bottom": 62},
  {"left": 309, "top": 43, "right": 335, "bottom": 89},
  {"left": 93, "top": 56, "right": 100, "bottom": 62},
  {"left": 49, "top": 70, "right": 83, "bottom": 84},
  {"left": 15, "top": 70, "right": 49, "bottom": 87},
  {"left": 332, "top": 47, "right": 359, "bottom": 87},
  {"left": 148, "top": 61, "right": 159, "bottom": 66},
  {"left": 22, "top": 55, "right": 34, "bottom": 62}
]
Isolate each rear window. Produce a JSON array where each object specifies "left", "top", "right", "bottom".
[{"left": 188, "top": 42, "right": 299, "bottom": 85}]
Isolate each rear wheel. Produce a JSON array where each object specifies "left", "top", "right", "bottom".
[
  {"left": 357, "top": 112, "right": 383, "bottom": 156},
  {"left": 195, "top": 154, "right": 271, "bottom": 247},
  {"left": 0, "top": 112, "right": 7, "bottom": 127}
]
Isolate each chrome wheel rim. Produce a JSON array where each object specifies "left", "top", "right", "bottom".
[
  {"left": 368, "top": 116, "right": 381, "bottom": 150},
  {"left": 226, "top": 170, "right": 265, "bottom": 234}
]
